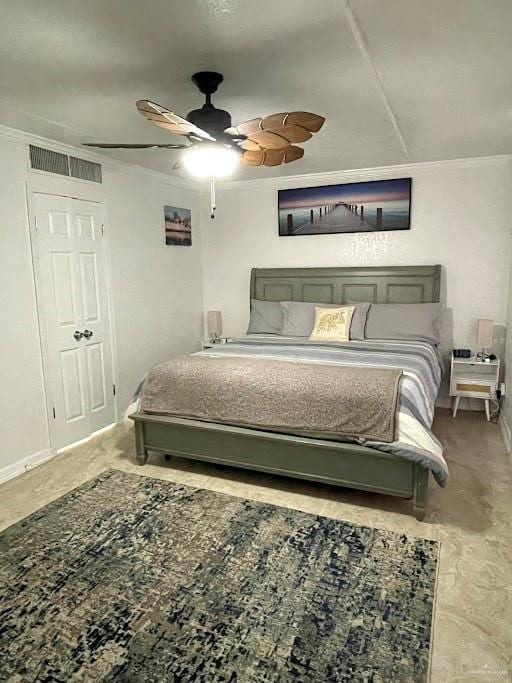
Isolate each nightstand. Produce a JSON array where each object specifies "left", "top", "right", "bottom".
[
  {"left": 450, "top": 355, "right": 499, "bottom": 421},
  {"left": 202, "top": 338, "right": 232, "bottom": 350}
]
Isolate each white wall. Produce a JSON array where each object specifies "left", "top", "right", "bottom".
[
  {"left": 0, "top": 137, "right": 51, "bottom": 473},
  {"left": 202, "top": 158, "right": 511, "bottom": 344},
  {"left": 201, "top": 157, "right": 512, "bottom": 402},
  {"left": 103, "top": 167, "right": 203, "bottom": 412},
  {"left": 0, "top": 131, "right": 203, "bottom": 478}
]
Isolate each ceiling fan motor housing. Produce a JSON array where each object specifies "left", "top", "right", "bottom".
[
  {"left": 187, "top": 71, "right": 232, "bottom": 135},
  {"left": 191, "top": 71, "right": 223, "bottom": 95},
  {"left": 187, "top": 103, "right": 232, "bottom": 135}
]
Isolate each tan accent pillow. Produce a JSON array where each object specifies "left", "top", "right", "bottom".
[{"left": 309, "top": 306, "right": 355, "bottom": 342}]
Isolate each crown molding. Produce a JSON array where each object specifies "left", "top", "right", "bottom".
[
  {"left": 3, "top": 122, "right": 509, "bottom": 194},
  {"left": 217, "top": 154, "right": 512, "bottom": 191},
  {"left": 0, "top": 122, "right": 197, "bottom": 190}
]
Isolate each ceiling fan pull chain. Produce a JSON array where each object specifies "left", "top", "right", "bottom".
[{"left": 210, "top": 176, "right": 216, "bottom": 219}]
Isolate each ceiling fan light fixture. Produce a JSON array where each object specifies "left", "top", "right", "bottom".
[{"left": 182, "top": 144, "right": 239, "bottom": 178}]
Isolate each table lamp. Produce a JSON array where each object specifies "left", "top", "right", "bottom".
[
  {"left": 476, "top": 319, "right": 493, "bottom": 362},
  {"left": 207, "top": 310, "right": 223, "bottom": 343}
]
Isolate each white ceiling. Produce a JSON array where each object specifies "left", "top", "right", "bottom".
[{"left": 0, "top": 0, "right": 511, "bottom": 181}]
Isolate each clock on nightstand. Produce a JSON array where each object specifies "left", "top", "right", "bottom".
[{"left": 450, "top": 353, "right": 499, "bottom": 421}]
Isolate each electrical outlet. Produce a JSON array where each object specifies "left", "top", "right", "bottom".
[{"left": 500, "top": 382, "right": 506, "bottom": 397}]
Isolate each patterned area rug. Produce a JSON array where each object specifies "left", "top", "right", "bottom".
[{"left": 0, "top": 470, "right": 438, "bottom": 682}]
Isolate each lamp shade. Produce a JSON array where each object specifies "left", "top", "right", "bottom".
[
  {"left": 207, "top": 310, "right": 223, "bottom": 338},
  {"left": 476, "top": 319, "right": 493, "bottom": 349},
  {"left": 183, "top": 145, "right": 239, "bottom": 178}
]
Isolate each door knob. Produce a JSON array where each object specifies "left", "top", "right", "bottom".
[
  {"left": 73, "top": 330, "right": 83, "bottom": 341},
  {"left": 83, "top": 329, "right": 93, "bottom": 339}
]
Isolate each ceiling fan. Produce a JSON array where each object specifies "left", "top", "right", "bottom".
[{"left": 84, "top": 71, "right": 325, "bottom": 216}]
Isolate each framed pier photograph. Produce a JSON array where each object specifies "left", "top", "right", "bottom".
[
  {"left": 164, "top": 205, "right": 192, "bottom": 246},
  {"left": 278, "top": 177, "right": 411, "bottom": 236}
]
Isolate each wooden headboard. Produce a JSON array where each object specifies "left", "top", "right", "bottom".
[{"left": 250, "top": 265, "right": 441, "bottom": 305}]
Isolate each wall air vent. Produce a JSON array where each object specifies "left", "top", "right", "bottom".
[
  {"left": 29, "top": 145, "right": 69, "bottom": 176},
  {"left": 69, "top": 155, "right": 102, "bottom": 183},
  {"left": 29, "top": 145, "right": 102, "bottom": 183}
]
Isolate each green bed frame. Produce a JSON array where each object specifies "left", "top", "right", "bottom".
[{"left": 131, "top": 264, "right": 441, "bottom": 521}]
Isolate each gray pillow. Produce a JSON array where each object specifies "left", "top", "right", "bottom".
[
  {"left": 350, "top": 302, "right": 370, "bottom": 340},
  {"left": 247, "top": 299, "right": 283, "bottom": 334},
  {"left": 365, "top": 303, "right": 441, "bottom": 345},
  {"left": 281, "top": 301, "right": 370, "bottom": 340}
]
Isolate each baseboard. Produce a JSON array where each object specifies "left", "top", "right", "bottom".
[
  {"left": 0, "top": 423, "right": 117, "bottom": 486},
  {"left": 0, "top": 448, "right": 55, "bottom": 485},
  {"left": 499, "top": 415, "right": 511, "bottom": 453}
]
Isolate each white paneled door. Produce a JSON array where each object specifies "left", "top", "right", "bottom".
[{"left": 33, "top": 193, "right": 115, "bottom": 449}]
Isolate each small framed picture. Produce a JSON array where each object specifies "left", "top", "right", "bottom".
[{"left": 164, "top": 205, "right": 191, "bottom": 246}]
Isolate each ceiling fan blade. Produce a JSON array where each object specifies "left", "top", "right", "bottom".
[
  {"left": 83, "top": 142, "right": 190, "bottom": 149},
  {"left": 285, "top": 112, "right": 325, "bottom": 133},
  {"left": 284, "top": 145, "right": 304, "bottom": 163},
  {"left": 246, "top": 131, "right": 290, "bottom": 151},
  {"left": 236, "top": 118, "right": 263, "bottom": 136},
  {"left": 241, "top": 150, "right": 265, "bottom": 166},
  {"left": 262, "top": 150, "right": 286, "bottom": 167},
  {"left": 261, "top": 113, "right": 288, "bottom": 129},
  {"left": 239, "top": 139, "right": 262, "bottom": 152},
  {"left": 136, "top": 100, "right": 215, "bottom": 141},
  {"left": 264, "top": 124, "right": 312, "bottom": 144},
  {"left": 241, "top": 148, "right": 294, "bottom": 167},
  {"left": 236, "top": 111, "right": 325, "bottom": 146}
]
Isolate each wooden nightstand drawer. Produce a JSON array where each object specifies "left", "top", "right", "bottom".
[{"left": 454, "top": 382, "right": 491, "bottom": 395}]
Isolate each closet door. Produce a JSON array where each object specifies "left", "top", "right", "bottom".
[
  {"left": 33, "top": 193, "right": 115, "bottom": 449},
  {"left": 74, "top": 199, "right": 115, "bottom": 434}
]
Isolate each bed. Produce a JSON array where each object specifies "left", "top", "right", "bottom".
[{"left": 130, "top": 265, "right": 444, "bottom": 520}]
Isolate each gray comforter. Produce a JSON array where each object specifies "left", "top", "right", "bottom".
[{"left": 141, "top": 354, "right": 402, "bottom": 443}]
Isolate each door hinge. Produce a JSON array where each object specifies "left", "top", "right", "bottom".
[
  {"left": 34, "top": 217, "right": 38, "bottom": 230},
  {"left": 52, "top": 406, "right": 56, "bottom": 419},
  {"left": 101, "top": 224, "right": 105, "bottom": 236},
  {"left": 113, "top": 383, "right": 116, "bottom": 396}
]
